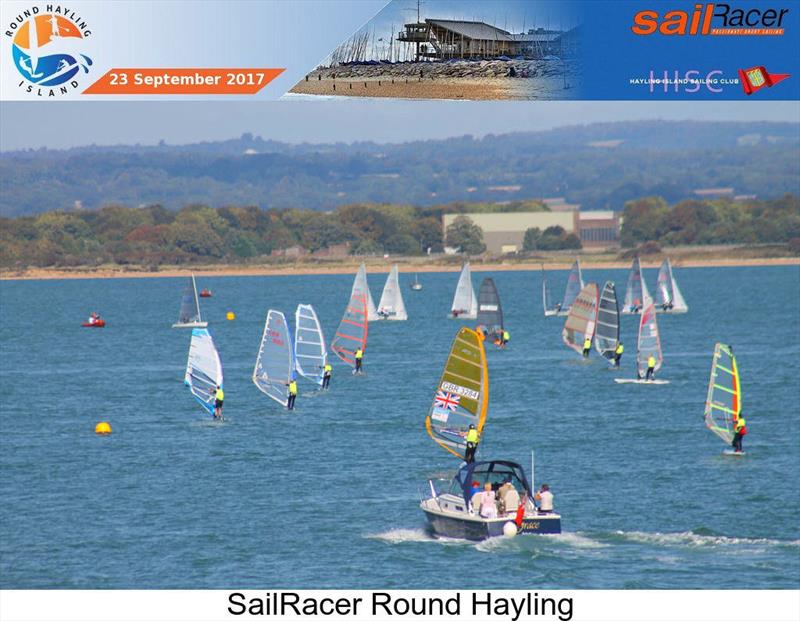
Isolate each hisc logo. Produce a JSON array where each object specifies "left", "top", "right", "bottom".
[{"left": 632, "top": 3, "right": 789, "bottom": 36}]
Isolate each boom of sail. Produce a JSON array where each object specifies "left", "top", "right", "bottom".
[
  {"left": 450, "top": 263, "right": 478, "bottom": 319},
  {"left": 558, "top": 260, "right": 584, "bottom": 316},
  {"left": 623, "top": 258, "right": 651, "bottom": 314},
  {"left": 376, "top": 265, "right": 408, "bottom": 320},
  {"left": 294, "top": 304, "right": 326, "bottom": 387},
  {"left": 351, "top": 263, "right": 378, "bottom": 321},
  {"left": 655, "top": 259, "right": 688, "bottom": 313},
  {"left": 704, "top": 343, "right": 742, "bottom": 445},
  {"left": 562, "top": 282, "right": 599, "bottom": 355},
  {"left": 173, "top": 274, "right": 207, "bottom": 328},
  {"left": 594, "top": 281, "right": 620, "bottom": 363},
  {"left": 253, "top": 310, "right": 294, "bottom": 407},
  {"left": 425, "top": 327, "right": 489, "bottom": 459},
  {"left": 331, "top": 292, "right": 368, "bottom": 368},
  {"left": 184, "top": 327, "right": 223, "bottom": 416},
  {"left": 476, "top": 277, "right": 503, "bottom": 335},
  {"left": 636, "top": 297, "right": 663, "bottom": 377}
]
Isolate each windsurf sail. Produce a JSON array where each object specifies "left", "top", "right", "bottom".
[
  {"left": 636, "top": 297, "right": 663, "bottom": 377},
  {"left": 656, "top": 259, "right": 689, "bottom": 313},
  {"left": 542, "top": 266, "right": 560, "bottom": 316},
  {"left": 594, "top": 281, "right": 620, "bottom": 363},
  {"left": 184, "top": 327, "right": 223, "bottom": 416},
  {"left": 331, "top": 292, "right": 368, "bottom": 367},
  {"left": 173, "top": 274, "right": 206, "bottom": 327},
  {"left": 623, "top": 258, "right": 651, "bottom": 314},
  {"left": 704, "top": 343, "right": 741, "bottom": 445},
  {"left": 558, "top": 260, "right": 584, "bottom": 315},
  {"left": 425, "top": 327, "right": 489, "bottom": 459},
  {"left": 351, "top": 263, "right": 378, "bottom": 321},
  {"left": 294, "top": 304, "right": 326, "bottom": 387},
  {"left": 450, "top": 263, "right": 477, "bottom": 319},
  {"left": 562, "top": 282, "right": 599, "bottom": 355},
  {"left": 476, "top": 277, "right": 503, "bottom": 336},
  {"left": 253, "top": 310, "right": 294, "bottom": 406},
  {"left": 376, "top": 265, "right": 408, "bottom": 320}
]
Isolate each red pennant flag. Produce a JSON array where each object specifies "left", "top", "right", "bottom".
[{"left": 738, "top": 66, "right": 791, "bottom": 95}]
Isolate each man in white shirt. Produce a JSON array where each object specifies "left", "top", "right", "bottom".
[{"left": 534, "top": 483, "right": 554, "bottom": 514}]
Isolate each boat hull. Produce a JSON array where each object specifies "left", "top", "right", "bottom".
[
  {"left": 421, "top": 502, "right": 561, "bottom": 541},
  {"left": 173, "top": 321, "right": 208, "bottom": 328},
  {"left": 81, "top": 320, "right": 105, "bottom": 328}
]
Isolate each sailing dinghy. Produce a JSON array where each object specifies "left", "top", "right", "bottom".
[
  {"left": 411, "top": 274, "right": 423, "bottom": 291},
  {"left": 622, "top": 258, "right": 651, "bottom": 315},
  {"left": 594, "top": 281, "right": 620, "bottom": 365},
  {"left": 476, "top": 278, "right": 504, "bottom": 341},
  {"left": 450, "top": 263, "right": 478, "bottom": 319},
  {"left": 330, "top": 292, "right": 368, "bottom": 371},
  {"left": 253, "top": 310, "right": 295, "bottom": 407},
  {"left": 351, "top": 263, "right": 378, "bottom": 321},
  {"left": 615, "top": 295, "right": 668, "bottom": 384},
  {"left": 419, "top": 327, "right": 561, "bottom": 540},
  {"left": 562, "top": 283, "right": 599, "bottom": 357},
  {"left": 294, "top": 304, "right": 326, "bottom": 388},
  {"left": 542, "top": 266, "right": 560, "bottom": 316},
  {"left": 655, "top": 259, "right": 688, "bottom": 313},
  {"left": 704, "top": 344, "right": 744, "bottom": 454},
  {"left": 184, "top": 327, "right": 223, "bottom": 417},
  {"left": 557, "top": 260, "right": 584, "bottom": 316},
  {"left": 172, "top": 274, "right": 207, "bottom": 328},
  {"left": 376, "top": 265, "right": 408, "bottom": 320}
]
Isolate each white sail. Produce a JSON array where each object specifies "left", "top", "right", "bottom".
[
  {"left": 172, "top": 274, "right": 207, "bottom": 328},
  {"left": 351, "top": 263, "right": 378, "bottom": 321},
  {"left": 557, "top": 260, "right": 584, "bottom": 316},
  {"left": 253, "top": 310, "right": 294, "bottom": 407},
  {"left": 623, "top": 258, "right": 651, "bottom": 314},
  {"left": 294, "top": 304, "right": 326, "bottom": 387},
  {"left": 184, "top": 327, "right": 223, "bottom": 416},
  {"left": 542, "top": 266, "right": 560, "bottom": 316},
  {"left": 656, "top": 259, "right": 688, "bottom": 313},
  {"left": 376, "top": 265, "right": 408, "bottom": 320},
  {"left": 636, "top": 296, "right": 663, "bottom": 377},
  {"left": 450, "top": 263, "right": 477, "bottom": 319}
]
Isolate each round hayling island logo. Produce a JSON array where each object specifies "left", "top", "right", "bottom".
[{"left": 7, "top": 6, "right": 93, "bottom": 96}]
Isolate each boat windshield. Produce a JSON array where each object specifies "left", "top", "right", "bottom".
[{"left": 455, "top": 460, "right": 532, "bottom": 504}]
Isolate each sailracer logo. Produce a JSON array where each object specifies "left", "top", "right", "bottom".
[{"left": 6, "top": 5, "right": 93, "bottom": 96}]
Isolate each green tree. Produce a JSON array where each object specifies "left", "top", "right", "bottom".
[
  {"left": 522, "top": 227, "right": 542, "bottom": 251},
  {"left": 446, "top": 215, "right": 486, "bottom": 254}
]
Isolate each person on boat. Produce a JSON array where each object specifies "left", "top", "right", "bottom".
[
  {"left": 614, "top": 341, "right": 624, "bottom": 367},
  {"left": 378, "top": 308, "right": 390, "bottom": 319},
  {"left": 452, "top": 309, "right": 461, "bottom": 318},
  {"left": 479, "top": 482, "right": 497, "bottom": 519},
  {"left": 88, "top": 312, "right": 99, "bottom": 325},
  {"left": 286, "top": 379, "right": 298, "bottom": 410},
  {"left": 213, "top": 385, "right": 224, "bottom": 419},
  {"left": 464, "top": 424, "right": 479, "bottom": 463},
  {"left": 321, "top": 362, "right": 332, "bottom": 389},
  {"left": 582, "top": 336, "right": 592, "bottom": 358},
  {"left": 534, "top": 484, "right": 554, "bottom": 514},
  {"left": 645, "top": 354, "right": 657, "bottom": 380},
  {"left": 632, "top": 298, "right": 641, "bottom": 313},
  {"left": 732, "top": 415, "right": 747, "bottom": 453},
  {"left": 354, "top": 347, "right": 364, "bottom": 374},
  {"left": 501, "top": 329, "right": 510, "bottom": 347}
]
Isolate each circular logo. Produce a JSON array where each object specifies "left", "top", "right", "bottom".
[{"left": 12, "top": 14, "right": 92, "bottom": 87}]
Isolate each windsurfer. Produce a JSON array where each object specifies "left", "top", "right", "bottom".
[
  {"left": 321, "top": 363, "right": 332, "bottom": 389},
  {"left": 645, "top": 355, "right": 656, "bottom": 380},
  {"left": 534, "top": 484, "right": 554, "bottom": 514},
  {"left": 582, "top": 337, "right": 592, "bottom": 358},
  {"left": 354, "top": 347, "right": 364, "bottom": 374},
  {"left": 732, "top": 415, "right": 747, "bottom": 453},
  {"left": 464, "top": 424, "right": 479, "bottom": 463},
  {"left": 213, "top": 385, "right": 224, "bottom": 419},
  {"left": 286, "top": 379, "right": 298, "bottom": 410},
  {"left": 501, "top": 330, "right": 510, "bottom": 347},
  {"left": 614, "top": 341, "right": 624, "bottom": 367}
]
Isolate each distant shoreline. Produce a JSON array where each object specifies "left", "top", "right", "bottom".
[{"left": 3, "top": 256, "right": 797, "bottom": 281}]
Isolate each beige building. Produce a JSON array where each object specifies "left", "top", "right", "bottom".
[{"left": 443, "top": 212, "right": 578, "bottom": 254}]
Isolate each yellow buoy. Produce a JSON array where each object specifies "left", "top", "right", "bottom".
[
  {"left": 95, "top": 421, "right": 112, "bottom": 435},
  {"left": 226, "top": 311, "right": 235, "bottom": 321}
]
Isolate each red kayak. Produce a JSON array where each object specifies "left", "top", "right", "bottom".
[
  {"left": 81, "top": 320, "right": 106, "bottom": 328},
  {"left": 199, "top": 289, "right": 212, "bottom": 298}
]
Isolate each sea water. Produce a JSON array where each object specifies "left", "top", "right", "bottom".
[{"left": 1, "top": 265, "right": 798, "bottom": 588}]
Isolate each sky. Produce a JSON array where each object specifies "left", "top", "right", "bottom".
[{"left": 0, "top": 100, "right": 798, "bottom": 152}]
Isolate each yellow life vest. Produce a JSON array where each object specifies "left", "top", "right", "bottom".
[
  {"left": 215, "top": 388, "right": 224, "bottom": 401},
  {"left": 616, "top": 344, "right": 624, "bottom": 354},
  {"left": 324, "top": 363, "right": 332, "bottom": 373},
  {"left": 354, "top": 349, "right": 363, "bottom": 360},
  {"left": 288, "top": 381, "right": 298, "bottom": 396},
  {"left": 735, "top": 417, "right": 746, "bottom": 431},
  {"left": 466, "top": 428, "right": 479, "bottom": 443},
  {"left": 503, "top": 331, "right": 510, "bottom": 340},
  {"left": 648, "top": 355, "right": 656, "bottom": 368},
  {"left": 583, "top": 338, "right": 591, "bottom": 348}
]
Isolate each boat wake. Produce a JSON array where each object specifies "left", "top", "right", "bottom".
[
  {"left": 366, "top": 528, "right": 468, "bottom": 545},
  {"left": 611, "top": 530, "right": 800, "bottom": 549}
]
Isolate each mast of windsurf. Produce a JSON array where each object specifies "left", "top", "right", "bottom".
[
  {"left": 331, "top": 292, "right": 368, "bottom": 367},
  {"left": 559, "top": 260, "right": 584, "bottom": 315},
  {"left": 184, "top": 327, "right": 223, "bottom": 416},
  {"left": 636, "top": 296, "right": 663, "bottom": 378},
  {"left": 252, "top": 310, "right": 294, "bottom": 406},
  {"left": 561, "top": 282, "right": 599, "bottom": 355},
  {"left": 704, "top": 343, "right": 741, "bottom": 445},
  {"left": 476, "top": 277, "right": 503, "bottom": 335},
  {"left": 294, "top": 304, "right": 327, "bottom": 387},
  {"left": 594, "top": 281, "right": 620, "bottom": 363}
]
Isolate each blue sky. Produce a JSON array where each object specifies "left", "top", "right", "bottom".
[{"left": 1, "top": 100, "right": 798, "bottom": 151}]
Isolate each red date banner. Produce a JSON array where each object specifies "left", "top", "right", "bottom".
[{"left": 84, "top": 68, "right": 284, "bottom": 95}]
